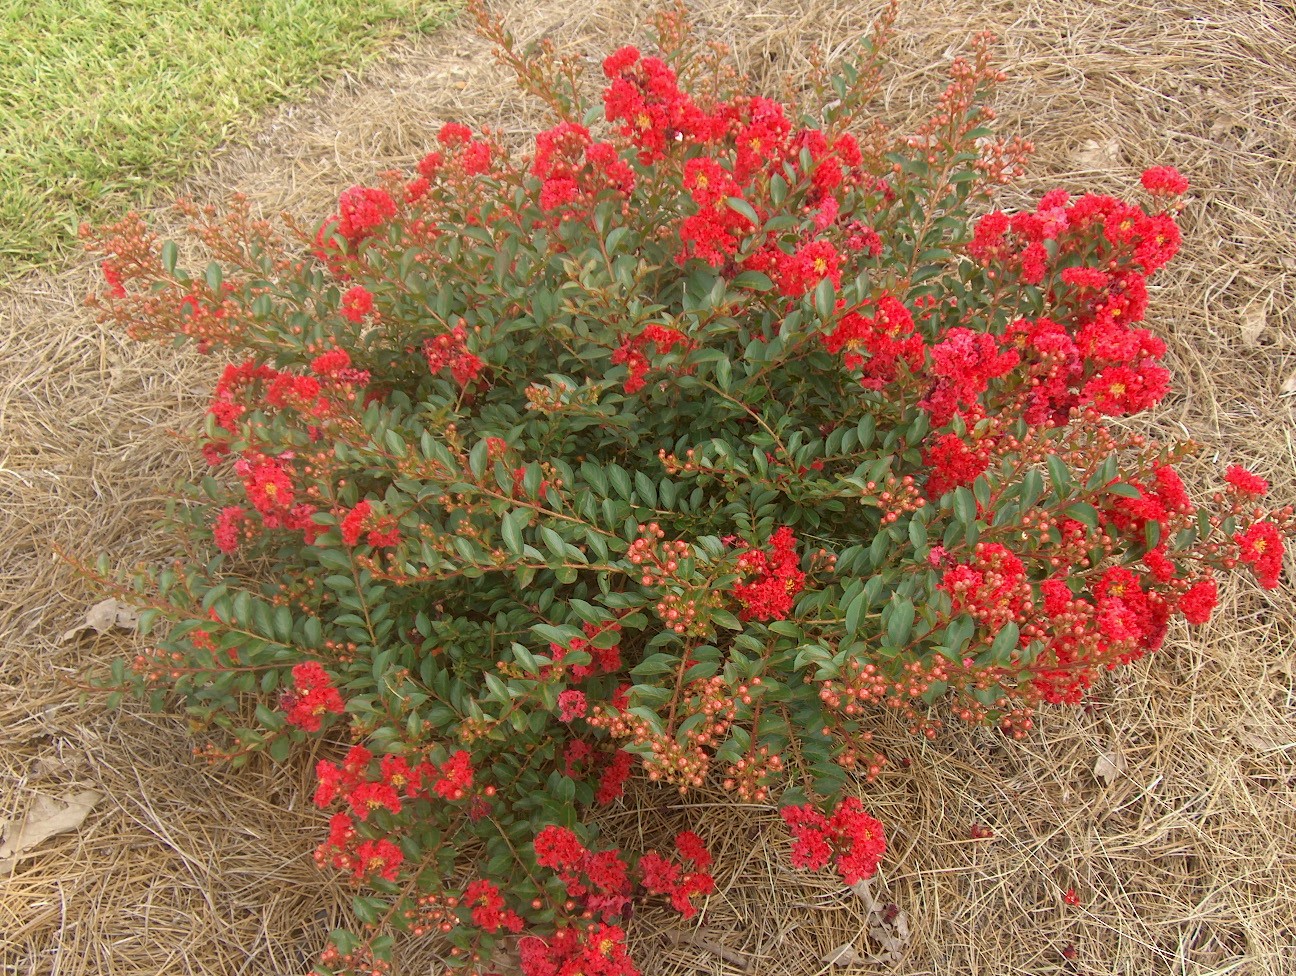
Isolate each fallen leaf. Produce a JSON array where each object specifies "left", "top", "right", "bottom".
[
  {"left": 1281, "top": 371, "right": 1296, "bottom": 397},
  {"left": 1240, "top": 305, "right": 1267, "bottom": 349},
  {"left": 0, "top": 791, "right": 102, "bottom": 874},
  {"left": 1073, "top": 137, "right": 1123, "bottom": 171},
  {"left": 60, "top": 598, "right": 139, "bottom": 642},
  {"left": 823, "top": 943, "right": 869, "bottom": 966},
  {"left": 842, "top": 877, "right": 911, "bottom": 965},
  {"left": 1093, "top": 746, "right": 1126, "bottom": 786}
]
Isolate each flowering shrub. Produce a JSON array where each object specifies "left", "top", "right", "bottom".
[{"left": 84, "top": 2, "right": 1293, "bottom": 973}]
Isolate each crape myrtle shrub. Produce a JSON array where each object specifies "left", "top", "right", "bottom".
[{"left": 84, "top": 2, "right": 1294, "bottom": 973}]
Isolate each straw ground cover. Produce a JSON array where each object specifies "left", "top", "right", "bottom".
[
  {"left": 0, "top": 0, "right": 453, "bottom": 282},
  {"left": 3, "top": 0, "right": 1295, "bottom": 973}
]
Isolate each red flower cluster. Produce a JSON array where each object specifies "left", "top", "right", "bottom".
[
  {"left": 336, "top": 186, "right": 398, "bottom": 248},
  {"left": 423, "top": 324, "right": 483, "bottom": 387},
  {"left": 339, "top": 500, "right": 401, "bottom": 549},
  {"left": 772, "top": 238, "right": 842, "bottom": 297},
  {"left": 1236, "top": 521, "right": 1284, "bottom": 589},
  {"left": 519, "top": 922, "right": 639, "bottom": 976},
  {"left": 213, "top": 505, "right": 247, "bottom": 553},
  {"left": 314, "top": 746, "right": 475, "bottom": 813},
  {"left": 636, "top": 832, "right": 716, "bottom": 918},
  {"left": 922, "top": 428, "right": 992, "bottom": 498},
  {"left": 1140, "top": 165, "right": 1189, "bottom": 196},
  {"left": 531, "top": 121, "right": 635, "bottom": 214},
  {"left": 282, "top": 662, "right": 345, "bottom": 732},
  {"left": 923, "top": 327, "right": 1020, "bottom": 427},
  {"left": 311, "top": 347, "right": 352, "bottom": 376},
  {"left": 732, "top": 527, "right": 805, "bottom": 621},
  {"left": 678, "top": 157, "right": 754, "bottom": 266},
  {"left": 781, "top": 797, "right": 886, "bottom": 885},
  {"left": 1178, "top": 578, "right": 1219, "bottom": 625},
  {"left": 546, "top": 621, "right": 623, "bottom": 681},
  {"left": 339, "top": 286, "right": 374, "bottom": 323},
  {"left": 602, "top": 46, "right": 713, "bottom": 162},
  {"left": 463, "top": 878, "right": 524, "bottom": 934},
  {"left": 610, "top": 324, "right": 692, "bottom": 394},
  {"left": 820, "top": 293, "right": 924, "bottom": 390},
  {"left": 940, "top": 543, "right": 1030, "bottom": 633},
  {"left": 1225, "top": 465, "right": 1269, "bottom": 497},
  {"left": 534, "top": 826, "right": 714, "bottom": 921}
]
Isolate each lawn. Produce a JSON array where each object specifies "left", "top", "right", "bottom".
[{"left": 0, "top": 0, "right": 453, "bottom": 281}]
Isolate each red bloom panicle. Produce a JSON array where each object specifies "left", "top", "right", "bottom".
[
  {"left": 1141, "top": 165, "right": 1189, "bottom": 196},
  {"left": 311, "top": 347, "right": 351, "bottom": 376},
  {"left": 423, "top": 325, "right": 483, "bottom": 387},
  {"left": 430, "top": 750, "right": 474, "bottom": 800},
  {"left": 213, "top": 505, "right": 248, "bottom": 553},
  {"left": 242, "top": 459, "right": 295, "bottom": 518},
  {"left": 336, "top": 186, "right": 397, "bottom": 246},
  {"left": 782, "top": 798, "right": 885, "bottom": 885},
  {"left": 535, "top": 825, "right": 586, "bottom": 869},
  {"left": 355, "top": 837, "right": 403, "bottom": 882},
  {"left": 339, "top": 286, "right": 374, "bottom": 323},
  {"left": 1235, "top": 522, "right": 1284, "bottom": 589},
  {"left": 732, "top": 527, "right": 805, "bottom": 621},
  {"left": 1178, "top": 578, "right": 1218, "bottom": 625},
  {"left": 464, "top": 878, "right": 524, "bottom": 934},
  {"left": 282, "top": 661, "right": 345, "bottom": 732},
  {"left": 1224, "top": 465, "right": 1269, "bottom": 498}
]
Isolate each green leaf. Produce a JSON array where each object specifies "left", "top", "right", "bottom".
[
  {"left": 989, "top": 621, "right": 1019, "bottom": 664},
  {"left": 731, "top": 270, "right": 773, "bottom": 292},
  {"left": 726, "top": 196, "right": 761, "bottom": 228},
  {"left": 1046, "top": 454, "right": 1072, "bottom": 495},
  {"left": 631, "top": 652, "right": 678, "bottom": 677},
  {"left": 885, "top": 597, "right": 914, "bottom": 647},
  {"left": 161, "top": 240, "right": 178, "bottom": 274},
  {"left": 813, "top": 276, "right": 835, "bottom": 320},
  {"left": 501, "top": 510, "right": 524, "bottom": 555}
]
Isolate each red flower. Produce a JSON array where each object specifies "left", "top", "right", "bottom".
[
  {"left": 348, "top": 781, "right": 401, "bottom": 820},
  {"left": 558, "top": 689, "right": 588, "bottom": 722},
  {"left": 243, "top": 460, "right": 295, "bottom": 518},
  {"left": 535, "top": 825, "right": 586, "bottom": 869},
  {"left": 311, "top": 347, "right": 351, "bottom": 376},
  {"left": 339, "top": 286, "right": 374, "bottom": 323},
  {"left": 1224, "top": 465, "right": 1269, "bottom": 498},
  {"left": 465, "top": 878, "right": 523, "bottom": 934},
  {"left": 337, "top": 186, "right": 397, "bottom": 245},
  {"left": 782, "top": 798, "right": 886, "bottom": 884},
  {"left": 732, "top": 527, "right": 805, "bottom": 621},
  {"left": 423, "top": 325, "right": 482, "bottom": 388},
  {"left": 213, "top": 505, "right": 247, "bottom": 553},
  {"left": 595, "top": 750, "right": 634, "bottom": 804},
  {"left": 431, "top": 750, "right": 474, "bottom": 800},
  {"left": 1235, "top": 522, "right": 1284, "bottom": 589},
  {"left": 340, "top": 500, "right": 371, "bottom": 547},
  {"left": 602, "top": 45, "right": 641, "bottom": 77},
  {"left": 1141, "top": 166, "right": 1189, "bottom": 196},
  {"left": 674, "top": 830, "right": 712, "bottom": 869},
  {"left": 283, "top": 662, "right": 345, "bottom": 732},
  {"left": 437, "top": 122, "right": 474, "bottom": 146},
  {"left": 1178, "top": 578, "right": 1218, "bottom": 625},
  {"left": 355, "top": 837, "right": 403, "bottom": 882}
]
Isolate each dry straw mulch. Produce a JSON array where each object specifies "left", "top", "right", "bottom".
[{"left": 3, "top": 1, "right": 1296, "bottom": 973}]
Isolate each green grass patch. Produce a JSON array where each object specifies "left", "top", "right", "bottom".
[{"left": 0, "top": 0, "right": 456, "bottom": 282}]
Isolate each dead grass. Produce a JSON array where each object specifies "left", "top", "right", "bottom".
[{"left": 3, "top": 0, "right": 1296, "bottom": 973}]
